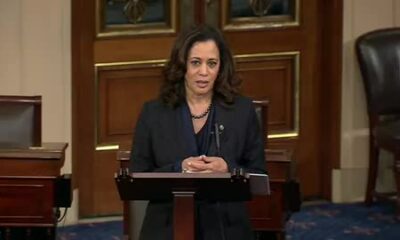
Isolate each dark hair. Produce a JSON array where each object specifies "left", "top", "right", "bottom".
[{"left": 160, "top": 25, "right": 241, "bottom": 107}]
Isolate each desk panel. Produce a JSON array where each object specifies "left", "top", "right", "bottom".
[{"left": 0, "top": 178, "right": 55, "bottom": 226}]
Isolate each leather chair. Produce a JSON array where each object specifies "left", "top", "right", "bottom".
[
  {"left": 253, "top": 99, "right": 269, "bottom": 146},
  {"left": 0, "top": 95, "right": 41, "bottom": 148},
  {"left": 355, "top": 28, "right": 400, "bottom": 218}
]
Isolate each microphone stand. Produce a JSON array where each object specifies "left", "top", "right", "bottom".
[{"left": 214, "top": 123, "right": 226, "bottom": 240}]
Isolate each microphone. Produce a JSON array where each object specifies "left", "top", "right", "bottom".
[{"left": 214, "top": 123, "right": 224, "bottom": 156}]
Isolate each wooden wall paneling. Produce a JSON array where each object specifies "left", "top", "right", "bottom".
[
  {"left": 194, "top": 0, "right": 207, "bottom": 25},
  {"left": 221, "top": 0, "right": 336, "bottom": 198},
  {"left": 236, "top": 53, "right": 299, "bottom": 136},
  {"left": 96, "top": 63, "right": 164, "bottom": 147},
  {"left": 73, "top": 0, "right": 182, "bottom": 216},
  {"left": 318, "top": 0, "right": 343, "bottom": 199},
  {"left": 93, "top": 62, "right": 166, "bottom": 214},
  {"left": 92, "top": 150, "right": 122, "bottom": 215},
  {"left": 72, "top": 0, "right": 97, "bottom": 216},
  {"left": 72, "top": 0, "right": 343, "bottom": 216},
  {"left": 292, "top": 0, "right": 322, "bottom": 198},
  {"left": 94, "top": 38, "right": 175, "bottom": 63}
]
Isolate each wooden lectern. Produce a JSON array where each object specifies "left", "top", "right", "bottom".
[
  {"left": 0, "top": 143, "right": 68, "bottom": 240},
  {"left": 115, "top": 170, "right": 269, "bottom": 240}
]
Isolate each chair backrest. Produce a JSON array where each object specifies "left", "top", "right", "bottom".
[
  {"left": 0, "top": 95, "right": 42, "bottom": 148},
  {"left": 356, "top": 28, "right": 400, "bottom": 116},
  {"left": 252, "top": 99, "right": 269, "bottom": 147}
]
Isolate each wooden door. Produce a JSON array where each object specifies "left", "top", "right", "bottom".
[{"left": 72, "top": 0, "right": 342, "bottom": 217}]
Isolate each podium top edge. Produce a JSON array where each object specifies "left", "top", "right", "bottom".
[
  {"left": 130, "top": 172, "right": 232, "bottom": 179},
  {"left": 117, "top": 172, "right": 269, "bottom": 179}
]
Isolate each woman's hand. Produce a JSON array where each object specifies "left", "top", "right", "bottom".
[
  {"left": 182, "top": 156, "right": 207, "bottom": 172},
  {"left": 181, "top": 155, "right": 228, "bottom": 173}
]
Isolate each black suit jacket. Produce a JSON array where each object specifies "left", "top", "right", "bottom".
[{"left": 130, "top": 95, "right": 265, "bottom": 240}]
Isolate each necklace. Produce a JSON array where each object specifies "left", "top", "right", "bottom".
[{"left": 191, "top": 103, "right": 212, "bottom": 119}]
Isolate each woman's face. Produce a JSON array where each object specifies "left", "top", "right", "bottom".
[{"left": 184, "top": 40, "right": 220, "bottom": 98}]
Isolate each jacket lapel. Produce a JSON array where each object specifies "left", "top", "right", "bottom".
[{"left": 208, "top": 102, "right": 230, "bottom": 157}]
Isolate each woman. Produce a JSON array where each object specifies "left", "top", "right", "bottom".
[{"left": 130, "top": 25, "right": 266, "bottom": 240}]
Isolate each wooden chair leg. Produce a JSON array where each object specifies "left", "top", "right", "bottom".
[
  {"left": 394, "top": 152, "right": 400, "bottom": 219},
  {"left": 25, "top": 228, "right": 32, "bottom": 240},
  {"left": 47, "top": 227, "right": 54, "bottom": 240},
  {"left": 365, "top": 137, "right": 380, "bottom": 206},
  {"left": 254, "top": 231, "right": 282, "bottom": 240},
  {"left": 5, "top": 227, "right": 11, "bottom": 240},
  {"left": 276, "top": 231, "right": 286, "bottom": 240}
]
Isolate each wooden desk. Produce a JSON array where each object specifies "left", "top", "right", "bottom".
[
  {"left": 118, "top": 148, "right": 293, "bottom": 240},
  {"left": 0, "top": 143, "right": 68, "bottom": 240},
  {"left": 249, "top": 149, "right": 293, "bottom": 240}
]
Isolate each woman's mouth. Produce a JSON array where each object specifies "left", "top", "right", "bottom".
[{"left": 195, "top": 80, "right": 209, "bottom": 88}]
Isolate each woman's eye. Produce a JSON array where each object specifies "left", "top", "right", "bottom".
[
  {"left": 190, "top": 60, "right": 201, "bottom": 66},
  {"left": 208, "top": 61, "right": 217, "bottom": 68}
]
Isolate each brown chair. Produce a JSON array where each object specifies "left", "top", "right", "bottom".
[
  {"left": 253, "top": 99, "right": 269, "bottom": 147},
  {"left": 356, "top": 28, "right": 400, "bottom": 218},
  {"left": 0, "top": 95, "right": 41, "bottom": 148}
]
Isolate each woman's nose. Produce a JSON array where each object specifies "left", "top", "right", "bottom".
[{"left": 199, "top": 63, "right": 208, "bottom": 75}]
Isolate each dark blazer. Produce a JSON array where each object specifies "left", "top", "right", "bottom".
[{"left": 130, "top": 95, "right": 265, "bottom": 240}]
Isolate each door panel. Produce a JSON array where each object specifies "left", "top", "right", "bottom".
[
  {"left": 96, "top": 62, "right": 164, "bottom": 147},
  {"left": 72, "top": 0, "right": 342, "bottom": 216},
  {"left": 237, "top": 53, "right": 298, "bottom": 135},
  {"left": 222, "top": 0, "right": 320, "bottom": 197}
]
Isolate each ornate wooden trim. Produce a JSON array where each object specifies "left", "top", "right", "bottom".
[
  {"left": 96, "top": 0, "right": 178, "bottom": 38},
  {"left": 221, "top": 0, "right": 300, "bottom": 31}
]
